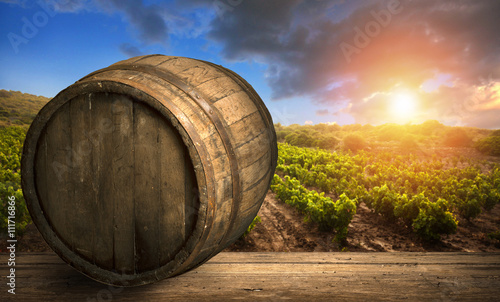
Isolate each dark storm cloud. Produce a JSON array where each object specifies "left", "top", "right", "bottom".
[
  {"left": 95, "top": 0, "right": 168, "bottom": 45},
  {"left": 382, "top": 0, "right": 500, "bottom": 85},
  {"left": 16, "top": 0, "right": 499, "bottom": 127},
  {"left": 191, "top": 0, "right": 499, "bottom": 127},
  {"left": 205, "top": 0, "right": 352, "bottom": 100},
  {"left": 119, "top": 43, "right": 143, "bottom": 57},
  {"left": 205, "top": 0, "right": 500, "bottom": 98}
]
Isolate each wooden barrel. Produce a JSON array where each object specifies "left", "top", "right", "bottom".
[{"left": 21, "top": 55, "right": 277, "bottom": 286}]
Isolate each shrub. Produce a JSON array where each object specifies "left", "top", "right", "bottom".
[
  {"left": 368, "top": 184, "right": 398, "bottom": 221},
  {"left": 418, "top": 120, "right": 445, "bottom": 136},
  {"left": 490, "top": 130, "right": 500, "bottom": 137},
  {"left": 475, "top": 136, "right": 500, "bottom": 156},
  {"left": 377, "top": 124, "right": 405, "bottom": 141},
  {"left": 316, "top": 134, "right": 339, "bottom": 150},
  {"left": 412, "top": 198, "right": 458, "bottom": 241},
  {"left": 342, "top": 133, "right": 367, "bottom": 152},
  {"left": 394, "top": 193, "right": 425, "bottom": 226},
  {"left": 488, "top": 230, "right": 500, "bottom": 241},
  {"left": 443, "top": 128, "right": 472, "bottom": 147},
  {"left": 333, "top": 193, "right": 357, "bottom": 243},
  {"left": 456, "top": 198, "right": 482, "bottom": 221}
]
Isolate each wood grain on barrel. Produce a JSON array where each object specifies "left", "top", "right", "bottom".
[
  {"left": 133, "top": 100, "right": 160, "bottom": 272},
  {"left": 155, "top": 57, "right": 271, "bottom": 248},
  {"left": 92, "top": 94, "right": 115, "bottom": 270},
  {"left": 33, "top": 93, "right": 200, "bottom": 273},
  {"left": 22, "top": 55, "right": 277, "bottom": 286},
  {"left": 69, "top": 94, "right": 94, "bottom": 262},
  {"left": 36, "top": 102, "right": 72, "bottom": 249},
  {"left": 111, "top": 95, "right": 135, "bottom": 274}
]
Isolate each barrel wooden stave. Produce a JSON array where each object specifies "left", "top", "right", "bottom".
[{"left": 22, "top": 55, "right": 277, "bottom": 286}]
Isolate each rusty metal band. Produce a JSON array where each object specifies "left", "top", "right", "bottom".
[
  {"left": 197, "top": 60, "right": 278, "bottom": 168},
  {"left": 81, "top": 63, "right": 243, "bottom": 258}
]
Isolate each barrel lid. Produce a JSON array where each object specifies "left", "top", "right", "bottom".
[{"left": 21, "top": 80, "right": 215, "bottom": 286}]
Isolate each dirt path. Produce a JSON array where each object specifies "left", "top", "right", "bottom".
[
  {"left": 228, "top": 192, "right": 330, "bottom": 252},
  {"left": 226, "top": 191, "right": 500, "bottom": 252}
]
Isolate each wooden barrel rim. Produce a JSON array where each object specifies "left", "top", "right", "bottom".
[{"left": 21, "top": 80, "right": 216, "bottom": 286}]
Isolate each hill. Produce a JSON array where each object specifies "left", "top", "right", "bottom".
[
  {"left": 0, "top": 89, "right": 51, "bottom": 127},
  {"left": 275, "top": 122, "right": 498, "bottom": 158}
]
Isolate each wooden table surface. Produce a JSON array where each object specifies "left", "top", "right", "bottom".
[{"left": 1, "top": 252, "right": 500, "bottom": 301}]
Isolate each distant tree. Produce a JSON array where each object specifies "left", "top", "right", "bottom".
[
  {"left": 475, "top": 131, "right": 500, "bottom": 156},
  {"left": 419, "top": 120, "right": 445, "bottom": 136},
  {"left": 342, "top": 133, "right": 367, "bottom": 152},
  {"left": 328, "top": 123, "right": 342, "bottom": 131},
  {"left": 317, "top": 134, "right": 339, "bottom": 150},
  {"left": 377, "top": 124, "right": 405, "bottom": 141},
  {"left": 342, "top": 123, "right": 363, "bottom": 132},
  {"left": 285, "top": 129, "right": 317, "bottom": 147},
  {"left": 276, "top": 130, "right": 290, "bottom": 142},
  {"left": 362, "top": 124, "right": 374, "bottom": 131},
  {"left": 312, "top": 123, "right": 328, "bottom": 132},
  {"left": 443, "top": 128, "right": 472, "bottom": 147},
  {"left": 490, "top": 129, "right": 500, "bottom": 137}
]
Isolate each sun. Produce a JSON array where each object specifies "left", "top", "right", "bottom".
[{"left": 390, "top": 91, "right": 418, "bottom": 120}]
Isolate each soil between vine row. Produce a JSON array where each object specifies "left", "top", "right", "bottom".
[{"left": 3, "top": 190, "right": 499, "bottom": 253}]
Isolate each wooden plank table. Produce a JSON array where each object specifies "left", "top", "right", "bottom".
[{"left": 1, "top": 252, "right": 500, "bottom": 301}]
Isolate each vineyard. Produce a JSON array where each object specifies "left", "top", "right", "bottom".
[
  {"left": 0, "top": 89, "right": 500, "bottom": 251},
  {"left": 271, "top": 143, "right": 500, "bottom": 244},
  {"left": 0, "top": 126, "right": 31, "bottom": 235},
  {"left": 1, "top": 125, "right": 500, "bottom": 250}
]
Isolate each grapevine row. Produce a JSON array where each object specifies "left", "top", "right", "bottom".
[
  {"left": 271, "top": 175, "right": 356, "bottom": 243},
  {"left": 276, "top": 143, "right": 500, "bottom": 240},
  {"left": 0, "top": 126, "right": 31, "bottom": 235}
]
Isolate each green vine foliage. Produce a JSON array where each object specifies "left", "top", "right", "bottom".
[
  {"left": 412, "top": 198, "right": 457, "bottom": 241},
  {"left": 1, "top": 125, "right": 499, "bottom": 243},
  {"left": 242, "top": 215, "right": 261, "bottom": 238},
  {"left": 0, "top": 126, "right": 32, "bottom": 236},
  {"left": 275, "top": 143, "right": 498, "bottom": 241},
  {"left": 271, "top": 174, "right": 356, "bottom": 244}
]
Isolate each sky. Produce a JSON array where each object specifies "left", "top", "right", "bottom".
[{"left": 1, "top": 0, "right": 499, "bottom": 128}]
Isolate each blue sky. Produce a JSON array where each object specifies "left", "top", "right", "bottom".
[{"left": 1, "top": 0, "right": 499, "bottom": 128}]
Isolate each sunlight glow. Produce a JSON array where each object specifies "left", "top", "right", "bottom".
[{"left": 390, "top": 91, "right": 418, "bottom": 120}]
